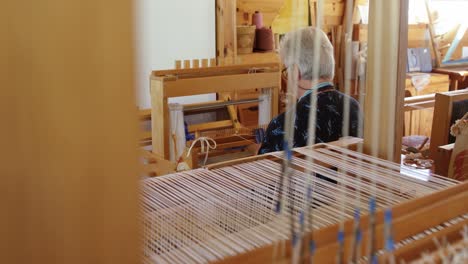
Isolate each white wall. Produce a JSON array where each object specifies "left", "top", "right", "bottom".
[{"left": 135, "top": 0, "right": 216, "bottom": 109}]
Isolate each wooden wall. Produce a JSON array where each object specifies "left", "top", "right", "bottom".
[
  {"left": 1, "top": 1, "right": 140, "bottom": 263},
  {"left": 404, "top": 73, "right": 450, "bottom": 137},
  {"left": 354, "top": 24, "right": 430, "bottom": 47},
  {"left": 237, "top": 0, "right": 285, "bottom": 28}
]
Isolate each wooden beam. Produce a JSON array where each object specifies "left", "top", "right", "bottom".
[
  {"left": 188, "top": 120, "right": 234, "bottom": 133},
  {"left": 1, "top": 1, "right": 139, "bottom": 263},
  {"left": 162, "top": 72, "right": 280, "bottom": 98},
  {"left": 429, "top": 90, "right": 468, "bottom": 159},
  {"left": 151, "top": 79, "right": 170, "bottom": 158},
  {"left": 363, "top": 0, "right": 408, "bottom": 162},
  {"left": 404, "top": 94, "right": 435, "bottom": 111},
  {"left": 216, "top": 0, "right": 225, "bottom": 61},
  {"left": 152, "top": 62, "right": 279, "bottom": 77},
  {"left": 313, "top": 189, "right": 468, "bottom": 263},
  {"left": 435, "top": 143, "right": 454, "bottom": 176},
  {"left": 389, "top": 218, "right": 468, "bottom": 262}
]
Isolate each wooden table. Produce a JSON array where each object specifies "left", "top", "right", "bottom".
[{"left": 432, "top": 66, "right": 468, "bottom": 91}]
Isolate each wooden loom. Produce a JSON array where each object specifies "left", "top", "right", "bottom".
[
  {"left": 141, "top": 140, "right": 467, "bottom": 263},
  {"left": 9, "top": 0, "right": 468, "bottom": 264},
  {"left": 150, "top": 62, "right": 281, "bottom": 166},
  {"left": 141, "top": 1, "right": 468, "bottom": 261}
]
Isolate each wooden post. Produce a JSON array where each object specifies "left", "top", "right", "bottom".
[
  {"left": 210, "top": 58, "right": 217, "bottom": 67},
  {"left": 429, "top": 90, "right": 468, "bottom": 159},
  {"left": 183, "top": 60, "right": 191, "bottom": 69},
  {"left": 0, "top": 0, "right": 139, "bottom": 263},
  {"left": 216, "top": 0, "right": 225, "bottom": 62},
  {"left": 216, "top": 0, "right": 236, "bottom": 65},
  {"left": 175, "top": 60, "right": 182, "bottom": 69},
  {"left": 229, "top": 0, "right": 237, "bottom": 61},
  {"left": 151, "top": 78, "right": 170, "bottom": 159},
  {"left": 364, "top": 0, "right": 408, "bottom": 162},
  {"left": 192, "top": 59, "right": 200, "bottom": 68},
  {"left": 201, "top": 59, "right": 209, "bottom": 68}
]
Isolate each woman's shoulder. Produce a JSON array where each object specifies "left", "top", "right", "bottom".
[{"left": 328, "top": 90, "right": 360, "bottom": 106}]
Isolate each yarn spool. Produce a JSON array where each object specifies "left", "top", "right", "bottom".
[
  {"left": 255, "top": 27, "right": 274, "bottom": 51},
  {"left": 252, "top": 11, "right": 263, "bottom": 29}
]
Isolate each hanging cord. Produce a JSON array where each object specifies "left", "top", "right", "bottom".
[{"left": 186, "top": 137, "right": 217, "bottom": 167}]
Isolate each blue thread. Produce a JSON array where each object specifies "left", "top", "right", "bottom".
[
  {"left": 337, "top": 230, "right": 345, "bottom": 244},
  {"left": 283, "top": 142, "right": 292, "bottom": 161},
  {"left": 292, "top": 232, "right": 298, "bottom": 246},
  {"left": 384, "top": 209, "right": 392, "bottom": 223},
  {"left": 356, "top": 229, "right": 362, "bottom": 243},
  {"left": 385, "top": 209, "right": 395, "bottom": 251},
  {"left": 307, "top": 185, "right": 312, "bottom": 200},
  {"left": 354, "top": 208, "right": 361, "bottom": 221},
  {"left": 275, "top": 201, "right": 281, "bottom": 213},
  {"left": 354, "top": 208, "right": 362, "bottom": 242},
  {"left": 184, "top": 122, "right": 195, "bottom": 141},
  {"left": 371, "top": 254, "right": 378, "bottom": 264},
  {"left": 299, "top": 211, "right": 305, "bottom": 226},
  {"left": 369, "top": 197, "right": 376, "bottom": 214},
  {"left": 309, "top": 240, "right": 316, "bottom": 254},
  {"left": 386, "top": 236, "right": 395, "bottom": 252}
]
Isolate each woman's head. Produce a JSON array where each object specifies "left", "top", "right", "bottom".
[{"left": 279, "top": 27, "right": 335, "bottom": 81}]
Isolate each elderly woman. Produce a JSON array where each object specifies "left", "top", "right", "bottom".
[{"left": 258, "top": 27, "right": 362, "bottom": 154}]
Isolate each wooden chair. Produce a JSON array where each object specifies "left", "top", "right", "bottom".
[{"left": 430, "top": 90, "right": 468, "bottom": 174}]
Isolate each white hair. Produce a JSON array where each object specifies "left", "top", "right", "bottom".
[{"left": 279, "top": 27, "right": 335, "bottom": 81}]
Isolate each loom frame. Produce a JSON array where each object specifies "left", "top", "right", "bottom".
[
  {"left": 209, "top": 181, "right": 468, "bottom": 264},
  {"left": 200, "top": 143, "right": 468, "bottom": 264},
  {"left": 150, "top": 63, "right": 281, "bottom": 159},
  {"left": 430, "top": 89, "right": 468, "bottom": 159}
]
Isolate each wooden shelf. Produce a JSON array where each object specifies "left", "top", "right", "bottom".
[{"left": 237, "top": 52, "right": 280, "bottom": 65}]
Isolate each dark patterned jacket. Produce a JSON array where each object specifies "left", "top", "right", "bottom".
[{"left": 258, "top": 85, "right": 362, "bottom": 154}]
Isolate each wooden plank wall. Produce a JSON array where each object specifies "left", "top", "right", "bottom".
[
  {"left": 237, "top": 0, "right": 285, "bottom": 27},
  {"left": 404, "top": 73, "right": 450, "bottom": 137},
  {"left": 353, "top": 24, "right": 430, "bottom": 48},
  {"left": 0, "top": 1, "right": 140, "bottom": 263}
]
